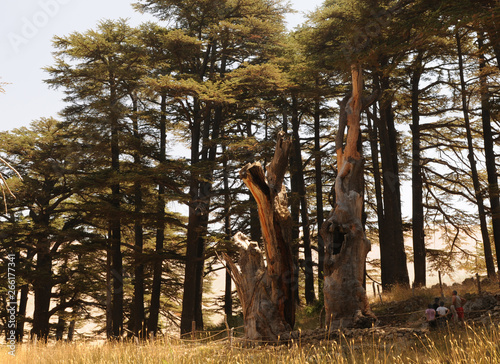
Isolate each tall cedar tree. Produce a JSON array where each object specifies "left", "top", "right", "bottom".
[
  {"left": 137, "top": 23, "right": 183, "bottom": 337},
  {"left": 456, "top": 30, "right": 496, "bottom": 277},
  {"left": 306, "top": 0, "right": 411, "bottom": 289},
  {"left": 470, "top": 0, "right": 500, "bottom": 274},
  {"left": 286, "top": 28, "right": 340, "bottom": 298},
  {"left": 134, "top": 0, "right": 289, "bottom": 334},
  {"left": 45, "top": 20, "right": 149, "bottom": 337},
  {"left": 0, "top": 118, "right": 88, "bottom": 340},
  {"left": 478, "top": 33, "right": 500, "bottom": 274}
]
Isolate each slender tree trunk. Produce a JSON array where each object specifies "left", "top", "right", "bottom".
[
  {"left": 247, "top": 124, "right": 262, "bottom": 242},
  {"left": 290, "top": 95, "right": 315, "bottom": 304},
  {"left": 182, "top": 100, "right": 223, "bottom": 335},
  {"left": 106, "top": 234, "right": 112, "bottom": 338},
  {"left": 479, "top": 34, "right": 500, "bottom": 274},
  {"left": 321, "top": 64, "right": 375, "bottom": 328},
  {"left": 287, "top": 103, "right": 301, "bottom": 305},
  {"left": 193, "top": 210, "right": 207, "bottom": 330},
  {"left": 193, "top": 103, "right": 226, "bottom": 327},
  {"left": 55, "top": 294, "right": 69, "bottom": 341},
  {"left": 131, "top": 94, "right": 145, "bottom": 338},
  {"left": 110, "top": 82, "right": 123, "bottom": 338},
  {"left": 149, "top": 93, "right": 167, "bottom": 336},
  {"left": 411, "top": 51, "right": 426, "bottom": 287},
  {"left": 16, "top": 283, "right": 28, "bottom": 342},
  {"left": 314, "top": 96, "right": 325, "bottom": 296},
  {"left": 456, "top": 32, "right": 496, "bottom": 277},
  {"left": 110, "top": 212, "right": 122, "bottom": 339},
  {"left": 192, "top": 107, "right": 220, "bottom": 330},
  {"left": 248, "top": 194, "right": 261, "bottom": 241},
  {"left": 132, "top": 202, "right": 145, "bottom": 339},
  {"left": 375, "top": 69, "right": 409, "bottom": 289},
  {"left": 181, "top": 48, "right": 227, "bottom": 334},
  {"left": 246, "top": 104, "right": 267, "bottom": 242},
  {"left": 367, "top": 106, "right": 386, "bottom": 292},
  {"left": 222, "top": 143, "right": 233, "bottom": 320},
  {"left": 55, "top": 307, "right": 66, "bottom": 341},
  {"left": 367, "top": 106, "right": 385, "bottom": 256},
  {"left": 31, "top": 237, "right": 51, "bottom": 341},
  {"left": 224, "top": 132, "right": 296, "bottom": 342},
  {"left": 67, "top": 319, "right": 76, "bottom": 341},
  {"left": 290, "top": 184, "right": 300, "bottom": 305},
  {"left": 181, "top": 104, "right": 204, "bottom": 335},
  {"left": 299, "top": 151, "right": 315, "bottom": 303}
]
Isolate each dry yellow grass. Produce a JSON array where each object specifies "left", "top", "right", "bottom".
[
  {"left": 2, "top": 323, "right": 499, "bottom": 364},
  {"left": 4, "top": 282, "right": 498, "bottom": 363}
]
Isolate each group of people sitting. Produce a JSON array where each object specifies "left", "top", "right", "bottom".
[{"left": 425, "top": 290, "right": 467, "bottom": 328}]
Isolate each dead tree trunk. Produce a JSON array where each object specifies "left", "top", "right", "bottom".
[
  {"left": 321, "top": 64, "right": 376, "bottom": 329},
  {"left": 223, "top": 131, "right": 296, "bottom": 342}
]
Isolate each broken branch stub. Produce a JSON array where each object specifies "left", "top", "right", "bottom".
[{"left": 225, "top": 131, "right": 296, "bottom": 342}]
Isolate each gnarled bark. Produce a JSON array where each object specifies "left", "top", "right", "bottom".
[
  {"left": 223, "top": 131, "right": 296, "bottom": 342},
  {"left": 321, "top": 64, "right": 376, "bottom": 329}
]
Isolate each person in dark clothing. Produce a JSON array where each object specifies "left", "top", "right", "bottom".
[{"left": 432, "top": 297, "right": 440, "bottom": 311}]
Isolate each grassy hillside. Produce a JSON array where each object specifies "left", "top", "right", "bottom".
[
  {"left": 3, "top": 282, "right": 499, "bottom": 363},
  {"left": 3, "top": 323, "right": 499, "bottom": 364}
]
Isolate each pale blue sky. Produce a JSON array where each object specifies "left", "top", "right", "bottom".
[{"left": 0, "top": 0, "right": 323, "bottom": 132}]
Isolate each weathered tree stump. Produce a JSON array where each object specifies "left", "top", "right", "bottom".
[
  {"left": 321, "top": 64, "right": 376, "bottom": 329},
  {"left": 223, "top": 131, "right": 296, "bottom": 342}
]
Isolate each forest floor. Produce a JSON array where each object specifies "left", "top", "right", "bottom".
[{"left": 3, "top": 279, "right": 500, "bottom": 363}]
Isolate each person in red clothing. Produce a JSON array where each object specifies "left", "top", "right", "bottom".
[{"left": 452, "top": 290, "right": 467, "bottom": 323}]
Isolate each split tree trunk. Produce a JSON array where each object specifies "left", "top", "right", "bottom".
[
  {"left": 223, "top": 131, "right": 296, "bottom": 342},
  {"left": 321, "top": 64, "right": 376, "bottom": 328},
  {"left": 290, "top": 95, "right": 315, "bottom": 304}
]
